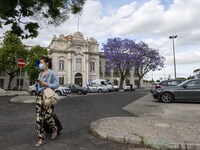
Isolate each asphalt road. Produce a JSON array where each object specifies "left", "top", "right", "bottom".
[{"left": 0, "top": 89, "right": 150, "bottom": 150}]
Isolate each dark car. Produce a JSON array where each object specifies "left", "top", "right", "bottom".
[
  {"left": 150, "top": 79, "right": 186, "bottom": 95},
  {"left": 154, "top": 79, "right": 200, "bottom": 103},
  {"left": 64, "top": 83, "right": 88, "bottom": 95}
]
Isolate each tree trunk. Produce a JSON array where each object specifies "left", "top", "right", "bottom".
[
  {"left": 119, "top": 76, "right": 125, "bottom": 89},
  {"left": 7, "top": 74, "right": 15, "bottom": 90},
  {"left": 138, "top": 77, "right": 142, "bottom": 88}
]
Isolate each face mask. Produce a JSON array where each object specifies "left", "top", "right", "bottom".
[{"left": 39, "top": 63, "right": 44, "bottom": 70}]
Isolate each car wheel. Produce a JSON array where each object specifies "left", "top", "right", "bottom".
[
  {"left": 31, "top": 91, "right": 37, "bottom": 96},
  {"left": 98, "top": 89, "right": 103, "bottom": 93},
  {"left": 56, "top": 91, "right": 61, "bottom": 96},
  {"left": 77, "top": 90, "right": 82, "bottom": 95},
  {"left": 161, "top": 92, "right": 173, "bottom": 103}
]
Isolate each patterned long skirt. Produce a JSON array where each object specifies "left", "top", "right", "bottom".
[{"left": 35, "top": 95, "right": 56, "bottom": 140}]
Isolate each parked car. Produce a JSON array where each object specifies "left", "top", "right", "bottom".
[
  {"left": 107, "top": 82, "right": 119, "bottom": 91},
  {"left": 28, "top": 84, "right": 71, "bottom": 96},
  {"left": 150, "top": 79, "right": 186, "bottom": 95},
  {"left": 64, "top": 83, "right": 88, "bottom": 95},
  {"left": 92, "top": 79, "right": 114, "bottom": 92},
  {"left": 124, "top": 83, "right": 135, "bottom": 91},
  {"left": 154, "top": 79, "right": 200, "bottom": 103},
  {"left": 85, "top": 84, "right": 108, "bottom": 93}
]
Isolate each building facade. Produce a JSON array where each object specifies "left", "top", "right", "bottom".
[
  {"left": 48, "top": 32, "right": 100, "bottom": 87},
  {"left": 0, "top": 32, "right": 139, "bottom": 90}
]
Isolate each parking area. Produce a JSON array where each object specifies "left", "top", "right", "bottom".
[{"left": 124, "top": 93, "right": 200, "bottom": 123}]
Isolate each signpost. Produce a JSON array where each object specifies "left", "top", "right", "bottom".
[{"left": 17, "top": 59, "right": 26, "bottom": 95}]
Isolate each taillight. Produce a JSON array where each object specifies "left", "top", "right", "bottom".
[{"left": 156, "top": 85, "right": 163, "bottom": 88}]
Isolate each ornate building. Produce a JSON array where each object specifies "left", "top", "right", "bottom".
[
  {"left": 0, "top": 31, "right": 139, "bottom": 90},
  {"left": 48, "top": 32, "right": 100, "bottom": 87},
  {"left": 48, "top": 31, "right": 139, "bottom": 87}
]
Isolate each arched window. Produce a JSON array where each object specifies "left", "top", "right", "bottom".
[
  {"left": 90, "top": 61, "right": 95, "bottom": 71},
  {"left": 59, "top": 60, "right": 64, "bottom": 70}
]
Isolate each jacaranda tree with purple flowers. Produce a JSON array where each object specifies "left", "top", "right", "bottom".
[
  {"left": 102, "top": 38, "right": 165, "bottom": 88},
  {"left": 134, "top": 41, "right": 165, "bottom": 88},
  {"left": 102, "top": 38, "right": 139, "bottom": 89}
]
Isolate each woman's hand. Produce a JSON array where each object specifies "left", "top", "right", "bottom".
[{"left": 38, "top": 81, "right": 48, "bottom": 87}]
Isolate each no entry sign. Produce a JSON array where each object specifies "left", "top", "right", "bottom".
[{"left": 17, "top": 59, "right": 26, "bottom": 68}]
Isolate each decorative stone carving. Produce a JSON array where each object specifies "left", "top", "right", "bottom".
[{"left": 73, "top": 32, "right": 85, "bottom": 41}]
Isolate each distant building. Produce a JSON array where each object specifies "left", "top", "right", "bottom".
[
  {"left": 193, "top": 69, "right": 200, "bottom": 79},
  {"left": 0, "top": 32, "right": 140, "bottom": 90}
]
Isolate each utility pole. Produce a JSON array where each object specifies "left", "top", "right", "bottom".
[{"left": 169, "top": 35, "right": 177, "bottom": 79}]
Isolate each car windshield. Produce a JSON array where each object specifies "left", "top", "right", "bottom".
[
  {"left": 74, "top": 84, "right": 81, "bottom": 88},
  {"left": 177, "top": 80, "right": 189, "bottom": 87}
]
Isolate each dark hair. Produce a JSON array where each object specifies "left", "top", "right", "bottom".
[{"left": 40, "top": 56, "right": 52, "bottom": 69}]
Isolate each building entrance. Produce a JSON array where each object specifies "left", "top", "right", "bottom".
[{"left": 75, "top": 73, "right": 82, "bottom": 87}]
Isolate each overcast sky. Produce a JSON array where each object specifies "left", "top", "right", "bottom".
[{"left": 1, "top": 0, "right": 200, "bottom": 81}]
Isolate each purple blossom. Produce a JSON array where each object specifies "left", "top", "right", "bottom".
[{"left": 101, "top": 38, "right": 165, "bottom": 88}]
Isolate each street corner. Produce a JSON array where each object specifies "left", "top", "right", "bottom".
[
  {"left": 90, "top": 118, "right": 112, "bottom": 139},
  {"left": 89, "top": 117, "right": 200, "bottom": 150},
  {"left": 89, "top": 117, "right": 148, "bottom": 148}
]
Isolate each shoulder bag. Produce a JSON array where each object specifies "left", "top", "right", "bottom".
[{"left": 43, "top": 73, "right": 59, "bottom": 106}]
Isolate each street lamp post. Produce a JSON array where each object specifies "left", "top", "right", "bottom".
[{"left": 169, "top": 35, "right": 177, "bottom": 79}]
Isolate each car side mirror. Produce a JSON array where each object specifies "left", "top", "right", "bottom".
[{"left": 183, "top": 85, "right": 188, "bottom": 89}]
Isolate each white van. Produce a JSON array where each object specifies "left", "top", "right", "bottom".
[
  {"left": 107, "top": 82, "right": 119, "bottom": 91},
  {"left": 92, "top": 79, "right": 114, "bottom": 92}
]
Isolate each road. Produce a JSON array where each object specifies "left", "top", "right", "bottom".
[{"left": 0, "top": 89, "right": 151, "bottom": 150}]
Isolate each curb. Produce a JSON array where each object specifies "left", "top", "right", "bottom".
[
  {"left": 0, "top": 94, "right": 18, "bottom": 97},
  {"left": 90, "top": 117, "right": 200, "bottom": 150},
  {"left": 9, "top": 95, "right": 67, "bottom": 104},
  {"left": 9, "top": 95, "right": 36, "bottom": 103}
]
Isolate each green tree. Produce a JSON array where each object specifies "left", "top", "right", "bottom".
[
  {"left": 0, "top": 31, "right": 28, "bottom": 89},
  {"left": 0, "top": 0, "right": 85, "bottom": 39},
  {"left": 26, "top": 45, "right": 48, "bottom": 81}
]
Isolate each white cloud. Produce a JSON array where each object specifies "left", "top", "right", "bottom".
[{"left": 1, "top": 0, "right": 200, "bottom": 79}]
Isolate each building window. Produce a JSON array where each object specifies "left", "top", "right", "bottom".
[
  {"left": 0, "top": 79, "right": 4, "bottom": 88},
  {"left": 17, "top": 79, "right": 24, "bottom": 86},
  {"left": 59, "top": 60, "right": 64, "bottom": 71},
  {"left": 90, "top": 61, "right": 95, "bottom": 72},
  {"left": 114, "top": 79, "right": 118, "bottom": 85},
  {"left": 126, "top": 79, "right": 130, "bottom": 85},
  {"left": 105, "top": 61, "right": 111, "bottom": 77},
  {"left": 59, "top": 77, "right": 64, "bottom": 85},
  {"left": 113, "top": 67, "right": 120, "bottom": 77},
  {"left": 99, "top": 61, "right": 103, "bottom": 77},
  {"left": 76, "top": 58, "right": 82, "bottom": 71},
  {"left": 134, "top": 68, "right": 138, "bottom": 77}
]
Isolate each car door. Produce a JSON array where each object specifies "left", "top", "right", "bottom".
[
  {"left": 69, "top": 85, "right": 76, "bottom": 93},
  {"left": 85, "top": 85, "right": 90, "bottom": 92},
  {"left": 179, "top": 80, "right": 200, "bottom": 100},
  {"left": 89, "top": 85, "right": 96, "bottom": 92}
]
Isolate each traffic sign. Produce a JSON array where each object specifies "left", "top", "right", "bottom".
[{"left": 17, "top": 58, "right": 26, "bottom": 68}]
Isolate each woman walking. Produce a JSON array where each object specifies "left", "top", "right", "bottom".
[{"left": 35, "top": 56, "right": 59, "bottom": 147}]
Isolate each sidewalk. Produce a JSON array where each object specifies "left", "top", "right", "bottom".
[
  {"left": 0, "top": 90, "right": 68, "bottom": 103},
  {"left": 90, "top": 94, "right": 200, "bottom": 150},
  {"left": 0, "top": 90, "right": 28, "bottom": 96},
  {"left": 0, "top": 90, "right": 36, "bottom": 103}
]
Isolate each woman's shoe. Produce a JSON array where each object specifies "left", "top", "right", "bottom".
[
  {"left": 51, "top": 126, "right": 58, "bottom": 140},
  {"left": 35, "top": 139, "right": 45, "bottom": 147}
]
